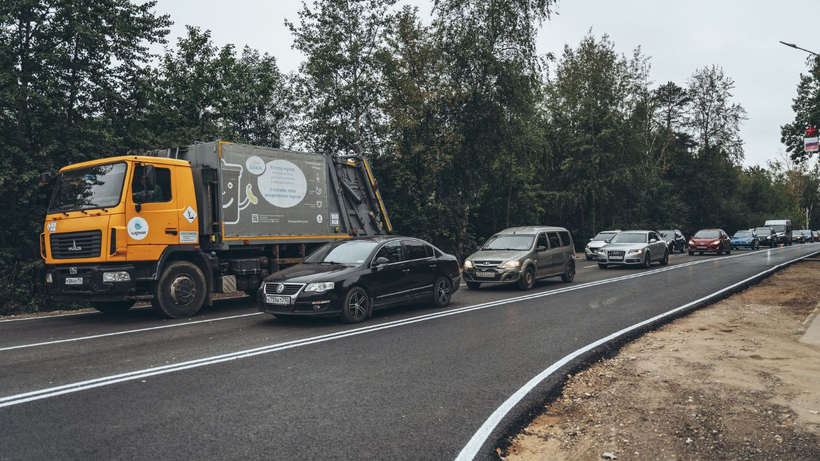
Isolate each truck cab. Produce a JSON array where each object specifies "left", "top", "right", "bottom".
[{"left": 43, "top": 156, "right": 201, "bottom": 313}]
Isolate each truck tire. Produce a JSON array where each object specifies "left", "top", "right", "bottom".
[
  {"left": 91, "top": 301, "right": 135, "bottom": 314},
  {"left": 151, "top": 261, "right": 207, "bottom": 319},
  {"left": 340, "top": 287, "right": 371, "bottom": 324}
]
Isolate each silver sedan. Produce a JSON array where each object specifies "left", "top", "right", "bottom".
[{"left": 597, "top": 230, "right": 669, "bottom": 269}]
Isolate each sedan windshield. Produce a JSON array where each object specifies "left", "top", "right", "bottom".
[
  {"left": 733, "top": 231, "right": 753, "bottom": 238},
  {"left": 694, "top": 230, "right": 720, "bottom": 239},
  {"left": 754, "top": 228, "right": 772, "bottom": 235},
  {"left": 49, "top": 162, "right": 127, "bottom": 212},
  {"left": 592, "top": 232, "right": 617, "bottom": 242},
  {"left": 659, "top": 230, "right": 675, "bottom": 240},
  {"left": 481, "top": 235, "right": 534, "bottom": 251},
  {"left": 609, "top": 232, "right": 647, "bottom": 244},
  {"left": 303, "top": 241, "right": 380, "bottom": 265}
]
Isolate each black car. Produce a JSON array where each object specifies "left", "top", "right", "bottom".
[
  {"left": 659, "top": 229, "right": 686, "bottom": 253},
  {"left": 257, "top": 236, "right": 461, "bottom": 323},
  {"left": 753, "top": 227, "right": 776, "bottom": 248}
]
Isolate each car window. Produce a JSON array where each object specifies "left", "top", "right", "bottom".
[
  {"left": 404, "top": 239, "right": 429, "bottom": 261},
  {"left": 558, "top": 231, "right": 572, "bottom": 247},
  {"left": 547, "top": 232, "right": 560, "bottom": 249},
  {"left": 375, "top": 241, "right": 404, "bottom": 264},
  {"left": 424, "top": 244, "right": 434, "bottom": 258},
  {"left": 536, "top": 233, "right": 548, "bottom": 249}
]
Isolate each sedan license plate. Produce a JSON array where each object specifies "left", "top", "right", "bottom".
[
  {"left": 65, "top": 277, "right": 83, "bottom": 285},
  {"left": 697, "top": 246, "right": 707, "bottom": 249},
  {"left": 609, "top": 255, "right": 623, "bottom": 261},
  {"left": 266, "top": 295, "right": 290, "bottom": 306},
  {"left": 475, "top": 271, "right": 496, "bottom": 278}
]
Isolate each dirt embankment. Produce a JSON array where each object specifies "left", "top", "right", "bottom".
[{"left": 504, "top": 261, "right": 820, "bottom": 461}]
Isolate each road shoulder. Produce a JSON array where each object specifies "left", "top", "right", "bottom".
[{"left": 502, "top": 261, "right": 820, "bottom": 460}]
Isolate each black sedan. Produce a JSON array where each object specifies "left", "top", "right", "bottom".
[
  {"left": 753, "top": 227, "right": 776, "bottom": 248},
  {"left": 659, "top": 229, "right": 686, "bottom": 253},
  {"left": 257, "top": 236, "right": 461, "bottom": 323}
]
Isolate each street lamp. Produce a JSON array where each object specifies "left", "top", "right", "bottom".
[{"left": 779, "top": 41, "right": 820, "bottom": 57}]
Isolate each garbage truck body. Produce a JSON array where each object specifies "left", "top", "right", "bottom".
[{"left": 41, "top": 141, "right": 391, "bottom": 318}]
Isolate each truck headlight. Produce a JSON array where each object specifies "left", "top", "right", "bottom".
[
  {"left": 628, "top": 249, "right": 643, "bottom": 254},
  {"left": 463, "top": 260, "right": 473, "bottom": 269},
  {"left": 46, "top": 273, "right": 53, "bottom": 283},
  {"left": 102, "top": 271, "right": 131, "bottom": 282},
  {"left": 502, "top": 260, "right": 520, "bottom": 269},
  {"left": 305, "top": 282, "right": 335, "bottom": 293}
]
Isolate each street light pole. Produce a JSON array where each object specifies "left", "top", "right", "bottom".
[{"left": 779, "top": 41, "right": 820, "bottom": 57}]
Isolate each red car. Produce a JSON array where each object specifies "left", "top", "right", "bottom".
[{"left": 688, "top": 229, "right": 731, "bottom": 255}]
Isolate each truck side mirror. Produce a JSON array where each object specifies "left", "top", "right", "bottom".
[{"left": 38, "top": 172, "right": 54, "bottom": 187}]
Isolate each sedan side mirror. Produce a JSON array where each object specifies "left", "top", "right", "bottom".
[
  {"left": 373, "top": 257, "right": 389, "bottom": 267},
  {"left": 649, "top": 239, "right": 657, "bottom": 243},
  {"left": 589, "top": 238, "right": 593, "bottom": 242},
  {"left": 536, "top": 245, "right": 547, "bottom": 252}
]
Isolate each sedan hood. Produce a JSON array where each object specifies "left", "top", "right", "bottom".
[
  {"left": 467, "top": 250, "right": 529, "bottom": 262},
  {"left": 587, "top": 241, "right": 609, "bottom": 249},
  {"left": 263, "top": 263, "right": 358, "bottom": 284},
  {"left": 690, "top": 238, "right": 719, "bottom": 244},
  {"left": 601, "top": 243, "right": 647, "bottom": 252}
]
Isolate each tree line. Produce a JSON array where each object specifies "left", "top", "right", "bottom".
[{"left": 1, "top": 0, "right": 817, "bottom": 313}]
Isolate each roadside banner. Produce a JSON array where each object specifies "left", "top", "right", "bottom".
[{"left": 805, "top": 137, "right": 819, "bottom": 153}]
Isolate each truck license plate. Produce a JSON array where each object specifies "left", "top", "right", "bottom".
[
  {"left": 266, "top": 295, "right": 290, "bottom": 306},
  {"left": 475, "top": 271, "right": 495, "bottom": 278},
  {"left": 65, "top": 277, "right": 83, "bottom": 285}
]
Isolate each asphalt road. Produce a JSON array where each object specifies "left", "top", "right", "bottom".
[{"left": 1, "top": 244, "right": 818, "bottom": 461}]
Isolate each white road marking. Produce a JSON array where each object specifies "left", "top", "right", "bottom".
[
  {"left": 0, "top": 311, "right": 97, "bottom": 323},
  {"left": 0, "top": 312, "right": 263, "bottom": 352},
  {"left": 452, "top": 247, "right": 820, "bottom": 461},
  {"left": 0, "top": 245, "right": 803, "bottom": 409}
]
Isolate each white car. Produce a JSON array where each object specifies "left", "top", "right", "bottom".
[{"left": 584, "top": 231, "right": 620, "bottom": 260}]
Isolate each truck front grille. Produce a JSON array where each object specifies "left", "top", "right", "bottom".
[{"left": 50, "top": 231, "right": 102, "bottom": 259}]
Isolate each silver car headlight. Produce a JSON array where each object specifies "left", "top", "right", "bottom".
[
  {"left": 305, "top": 282, "right": 335, "bottom": 293},
  {"left": 627, "top": 249, "right": 643, "bottom": 255}
]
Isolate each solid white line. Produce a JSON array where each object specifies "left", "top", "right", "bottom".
[
  {"left": 0, "top": 312, "right": 263, "bottom": 352},
  {"left": 0, "top": 311, "right": 97, "bottom": 323},
  {"left": 0, "top": 245, "right": 802, "bottom": 408},
  {"left": 452, "top": 247, "right": 820, "bottom": 461}
]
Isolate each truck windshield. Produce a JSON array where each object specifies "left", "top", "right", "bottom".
[
  {"left": 303, "top": 241, "right": 380, "bottom": 265},
  {"left": 49, "top": 162, "right": 127, "bottom": 213},
  {"left": 481, "top": 235, "right": 534, "bottom": 251}
]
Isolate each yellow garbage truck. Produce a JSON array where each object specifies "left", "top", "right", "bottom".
[{"left": 40, "top": 141, "right": 391, "bottom": 318}]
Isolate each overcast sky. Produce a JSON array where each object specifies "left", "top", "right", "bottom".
[{"left": 150, "top": 0, "right": 818, "bottom": 167}]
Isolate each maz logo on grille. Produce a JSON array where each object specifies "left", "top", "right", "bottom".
[{"left": 67, "top": 240, "right": 82, "bottom": 251}]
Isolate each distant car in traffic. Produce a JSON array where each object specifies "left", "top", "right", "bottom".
[
  {"left": 792, "top": 231, "right": 806, "bottom": 244},
  {"left": 257, "top": 236, "right": 460, "bottom": 324},
  {"left": 463, "top": 226, "right": 576, "bottom": 290},
  {"left": 585, "top": 230, "right": 620, "bottom": 260},
  {"left": 814, "top": 231, "right": 820, "bottom": 242},
  {"left": 597, "top": 230, "right": 669, "bottom": 269},
  {"left": 765, "top": 219, "right": 792, "bottom": 246},
  {"left": 731, "top": 230, "right": 759, "bottom": 250},
  {"left": 659, "top": 229, "right": 686, "bottom": 253},
  {"left": 753, "top": 227, "right": 776, "bottom": 248},
  {"left": 688, "top": 229, "right": 731, "bottom": 255},
  {"left": 798, "top": 229, "right": 813, "bottom": 243}
]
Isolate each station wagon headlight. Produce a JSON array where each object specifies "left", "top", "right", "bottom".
[
  {"left": 628, "top": 249, "right": 643, "bottom": 254},
  {"left": 305, "top": 282, "right": 335, "bottom": 293},
  {"left": 463, "top": 260, "right": 473, "bottom": 269},
  {"left": 502, "top": 260, "right": 520, "bottom": 269}
]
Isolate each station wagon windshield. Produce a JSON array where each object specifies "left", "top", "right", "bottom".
[
  {"left": 303, "top": 240, "right": 380, "bottom": 265},
  {"left": 608, "top": 233, "right": 647, "bottom": 244},
  {"left": 48, "top": 162, "right": 127, "bottom": 213},
  {"left": 481, "top": 235, "right": 534, "bottom": 251}
]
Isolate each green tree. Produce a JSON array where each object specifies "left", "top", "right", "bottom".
[{"left": 781, "top": 57, "right": 820, "bottom": 163}]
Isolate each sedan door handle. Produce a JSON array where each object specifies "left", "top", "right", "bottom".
[{"left": 402, "top": 269, "right": 410, "bottom": 273}]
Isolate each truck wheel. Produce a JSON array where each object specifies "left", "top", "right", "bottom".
[
  {"left": 91, "top": 301, "right": 135, "bottom": 314},
  {"left": 466, "top": 281, "right": 481, "bottom": 290},
  {"left": 517, "top": 266, "right": 535, "bottom": 290},
  {"left": 561, "top": 261, "right": 575, "bottom": 283},
  {"left": 340, "top": 287, "right": 371, "bottom": 324},
  {"left": 431, "top": 277, "right": 452, "bottom": 308},
  {"left": 151, "top": 261, "right": 207, "bottom": 319}
]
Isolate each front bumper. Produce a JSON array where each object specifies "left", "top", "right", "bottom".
[
  {"left": 257, "top": 287, "right": 344, "bottom": 317},
  {"left": 690, "top": 244, "right": 722, "bottom": 253},
  {"left": 463, "top": 267, "right": 522, "bottom": 284},
  {"left": 46, "top": 264, "right": 141, "bottom": 300},
  {"left": 598, "top": 252, "right": 645, "bottom": 265},
  {"left": 731, "top": 241, "right": 757, "bottom": 249},
  {"left": 584, "top": 247, "right": 602, "bottom": 259}
]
